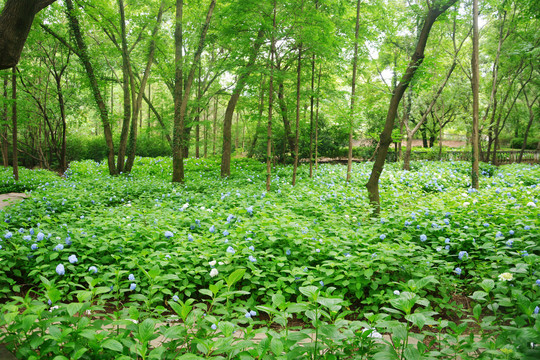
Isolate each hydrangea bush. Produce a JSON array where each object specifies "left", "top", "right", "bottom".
[{"left": 0, "top": 158, "right": 538, "bottom": 359}]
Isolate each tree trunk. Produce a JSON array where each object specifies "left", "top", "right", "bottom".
[
  {"left": 471, "top": 0, "right": 480, "bottom": 188},
  {"left": 213, "top": 97, "right": 218, "bottom": 155},
  {"left": 124, "top": 0, "right": 165, "bottom": 173},
  {"left": 173, "top": 0, "right": 216, "bottom": 183},
  {"left": 65, "top": 0, "right": 116, "bottom": 175},
  {"left": 0, "top": 0, "right": 57, "bottom": 69},
  {"left": 276, "top": 79, "right": 296, "bottom": 155},
  {"left": 248, "top": 75, "right": 266, "bottom": 158},
  {"left": 315, "top": 64, "right": 321, "bottom": 170},
  {"left": 518, "top": 85, "right": 537, "bottom": 163},
  {"left": 196, "top": 63, "right": 201, "bottom": 159},
  {"left": 172, "top": 0, "right": 184, "bottom": 182},
  {"left": 2, "top": 75, "right": 8, "bottom": 167},
  {"left": 266, "top": 2, "right": 276, "bottom": 192},
  {"left": 220, "top": 28, "right": 265, "bottom": 176},
  {"left": 347, "top": 0, "right": 361, "bottom": 182},
  {"left": 366, "top": 0, "right": 458, "bottom": 215},
  {"left": 308, "top": 55, "right": 315, "bottom": 178},
  {"left": 292, "top": 45, "right": 303, "bottom": 186},
  {"left": 11, "top": 67, "right": 18, "bottom": 180},
  {"left": 116, "top": 0, "right": 131, "bottom": 173}
]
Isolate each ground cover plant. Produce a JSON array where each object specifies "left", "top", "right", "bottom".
[{"left": 0, "top": 157, "right": 538, "bottom": 359}]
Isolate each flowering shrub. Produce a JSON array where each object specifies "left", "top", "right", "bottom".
[{"left": 0, "top": 158, "right": 538, "bottom": 359}]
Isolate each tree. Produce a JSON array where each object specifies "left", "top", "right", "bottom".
[
  {"left": 0, "top": 0, "right": 58, "bottom": 69},
  {"left": 366, "top": 0, "right": 459, "bottom": 215},
  {"left": 471, "top": 0, "right": 479, "bottom": 188}
]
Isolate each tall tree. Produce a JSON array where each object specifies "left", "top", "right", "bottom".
[
  {"left": 366, "top": 0, "right": 459, "bottom": 214},
  {"left": 347, "top": 0, "right": 361, "bottom": 182},
  {"left": 292, "top": 44, "right": 302, "bottom": 186},
  {"left": 471, "top": 0, "right": 479, "bottom": 188},
  {"left": 266, "top": 1, "right": 277, "bottom": 192},
  {"left": 11, "top": 67, "right": 18, "bottom": 180}
]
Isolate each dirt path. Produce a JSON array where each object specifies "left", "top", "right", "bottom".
[{"left": 0, "top": 193, "right": 29, "bottom": 210}]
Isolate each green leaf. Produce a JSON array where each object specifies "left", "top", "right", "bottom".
[
  {"left": 272, "top": 293, "right": 285, "bottom": 308},
  {"left": 479, "top": 279, "right": 494, "bottom": 293},
  {"left": 227, "top": 268, "right": 246, "bottom": 288},
  {"left": 22, "top": 314, "right": 38, "bottom": 332},
  {"left": 72, "top": 347, "right": 89, "bottom": 360},
  {"left": 67, "top": 302, "right": 84, "bottom": 317},
  {"left": 199, "top": 289, "right": 213, "bottom": 298},
  {"left": 102, "top": 339, "right": 123, "bottom": 352},
  {"left": 270, "top": 337, "right": 284, "bottom": 356},
  {"left": 299, "top": 286, "right": 319, "bottom": 300},
  {"left": 138, "top": 318, "right": 156, "bottom": 342},
  {"left": 403, "top": 345, "right": 421, "bottom": 360}
]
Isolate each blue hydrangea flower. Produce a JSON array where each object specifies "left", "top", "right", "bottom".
[
  {"left": 319, "top": 280, "right": 324, "bottom": 287},
  {"left": 88, "top": 266, "right": 98, "bottom": 274},
  {"left": 506, "top": 240, "right": 513, "bottom": 247},
  {"left": 18, "top": 228, "right": 24, "bottom": 233},
  {"left": 245, "top": 312, "right": 252, "bottom": 318},
  {"left": 496, "top": 231, "right": 503, "bottom": 238},
  {"left": 534, "top": 306, "right": 539, "bottom": 315},
  {"left": 286, "top": 249, "right": 291, "bottom": 256},
  {"left": 172, "top": 295, "right": 179, "bottom": 302},
  {"left": 444, "top": 219, "right": 449, "bottom": 225},
  {"left": 164, "top": 231, "right": 174, "bottom": 238},
  {"left": 31, "top": 244, "right": 38, "bottom": 251},
  {"left": 36, "top": 232, "right": 44, "bottom": 241},
  {"left": 509, "top": 230, "right": 515, "bottom": 235},
  {"left": 226, "top": 246, "right": 235, "bottom": 254},
  {"left": 248, "top": 245, "right": 254, "bottom": 251},
  {"left": 195, "top": 219, "right": 200, "bottom": 226},
  {"left": 536, "top": 279, "right": 540, "bottom": 286},
  {"left": 246, "top": 206, "right": 253, "bottom": 215},
  {"left": 48, "top": 299, "right": 52, "bottom": 305},
  {"left": 129, "top": 283, "right": 136, "bottom": 291},
  {"left": 54, "top": 244, "right": 64, "bottom": 251},
  {"left": 445, "top": 245, "right": 450, "bottom": 250},
  {"left": 128, "top": 274, "right": 135, "bottom": 281},
  {"left": 211, "top": 323, "right": 217, "bottom": 330},
  {"left": 209, "top": 225, "right": 215, "bottom": 233},
  {"left": 454, "top": 267, "right": 462, "bottom": 276},
  {"left": 56, "top": 264, "right": 65, "bottom": 276},
  {"left": 404, "top": 221, "right": 411, "bottom": 226},
  {"left": 379, "top": 234, "right": 386, "bottom": 240},
  {"left": 248, "top": 255, "right": 257, "bottom": 262},
  {"left": 250, "top": 310, "right": 256, "bottom": 316},
  {"left": 29, "top": 228, "right": 35, "bottom": 235},
  {"left": 458, "top": 251, "right": 468, "bottom": 260},
  {"left": 5, "top": 232, "right": 12, "bottom": 239},
  {"left": 223, "top": 230, "right": 229, "bottom": 236},
  {"left": 344, "top": 252, "right": 351, "bottom": 257},
  {"left": 65, "top": 237, "right": 72, "bottom": 245},
  {"left": 226, "top": 214, "right": 235, "bottom": 223},
  {"left": 521, "top": 250, "right": 529, "bottom": 257},
  {"left": 68, "top": 255, "right": 78, "bottom": 264},
  {"left": 420, "top": 234, "right": 427, "bottom": 242},
  {"left": 524, "top": 226, "right": 531, "bottom": 230},
  {"left": 188, "top": 233, "right": 194, "bottom": 242},
  {"left": 23, "top": 235, "right": 31, "bottom": 241}
]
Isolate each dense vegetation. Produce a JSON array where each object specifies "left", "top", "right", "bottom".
[{"left": 0, "top": 158, "right": 538, "bottom": 359}]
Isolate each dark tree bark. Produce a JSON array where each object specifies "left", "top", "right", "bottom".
[
  {"left": 2, "top": 75, "right": 8, "bottom": 167},
  {"left": 0, "top": 0, "right": 57, "bottom": 69},
  {"left": 11, "top": 67, "right": 18, "bottom": 180},
  {"left": 315, "top": 64, "right": 321, "bottom": 170},
  {"left": 519, "top": 86, "right": 539, "bottom": 163},
  {"left": 347, "top": 0, "right": 361, "bottom": 182},
  {"left": 220, "top": 28, "right": 265, "bottom": 177},
  {"left": 292, "top": 44, "right": 302, "bottom": 186},
  {"left": 248, "top": 74, "right": 266, "bottom": 158},
  {"left": 366, "top": 0, "right": 458, "bottom": 214},
  {"left": 308, "top": 55, "right": 315, "bottom": 178},
  {"left": 471, "top": 0, "right": 480, "bottom": 188},
  {"left": 173, "top": 0, "right": 216, "bottom": 183},
  {"left": 65, "top": 0, "right": 117, "bottom": 175},
  {"left": 267, "top": 1, "right": 277, "bottom": 192},
  {"left": 276, "top": 79, "right": 296, "bottom": 155}
]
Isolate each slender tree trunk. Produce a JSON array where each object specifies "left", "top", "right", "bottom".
[
  {"left": 276, "top": 79, "right": 296, "bottom": 155},
  {"left": 471, "top": 0, "right": 480, "bottom": 188},
  {"left": 266, "top": 2, "right": 276, "bottom": 192},
  {"left": 308, "top": 55, "right": 315, "bottom": 178},
  {"left": 116, "top": 0, "right": 131, "bottom": 173},
  {"left": 204, "top": 107, "right": 208, "bottom": 158},
  {"left": 315, "top": 64, "right": 321, "bottom": 170},
  {"left": 65, "top": 0, "right": 116, "bottom": 175},
  {"left": 220, "top": 28, "right": 264, "bottom": 177},
  {"left": 347, "top": 0, "right": 361, "bottom": 182},
  {"left": 124, "top": 0, "right": 165, "bottom": 173},
  {"left": 55, "top": 73, "right": 67, "bottom": 172},
  {"left": 172, "top": 0, "right": 184, "bottom": 182},
  {"left": 518, "top": 85, "right": 537, "bottom": 163},
  {"left": 292, "top": 45, "right": 303, "bottom": 186},
  {"left": 143, "top": 92, "right": 172, "bottom": 146},
  {"left": 196, "top": 63, "right": 201, "bottom": 159},
  {"left": 248, "top": 75, "right": 265, "bottom": 157},
  {"left": 173, "top": 0, "right": 216, "bottom": 182},
  {"left": 366, "top": 0, "right": 458, "bottom": 214},
  {"left": 213, "top": 97, "right": 218, "bottom": 155},
  {"left": 2, "top": 75, "right": 8, "bottom": 167},
  {"left": 11, "top": 67, "right": 18, "bottom": 180}
]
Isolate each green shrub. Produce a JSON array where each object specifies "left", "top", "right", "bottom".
[{"left": 510, "top": 137, "right": 539, "bottom": 150}]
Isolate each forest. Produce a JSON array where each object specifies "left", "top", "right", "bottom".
[{"left": 0, "top": 0, "right": 539, "bottom": 359}]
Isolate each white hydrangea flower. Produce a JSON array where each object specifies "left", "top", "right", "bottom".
[
  {"left": 209, "top": 260, "right": 217, "bottom": 266},
  {"left": 210, "top": 268, "right": 219, "bottom": 277},
  {"left": 498, "top": 272, "right": 513, "bottom": 282}
]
